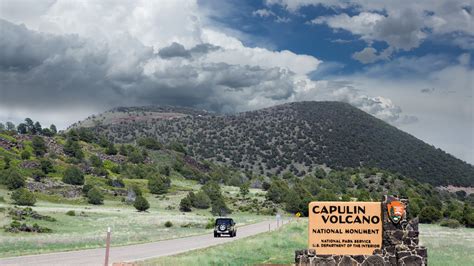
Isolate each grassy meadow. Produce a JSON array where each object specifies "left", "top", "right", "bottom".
[
  {"left": 0, "top": 183, "right": 270, "bottom": 258},
  {"left": 141, "top": 220, "right": 474, "bottom": 266}
]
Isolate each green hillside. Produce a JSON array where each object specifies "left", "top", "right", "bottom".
[{"left": 75, "top": 101, "right": 474, "bottom": 187}]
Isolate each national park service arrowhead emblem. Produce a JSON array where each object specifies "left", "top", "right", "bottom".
[{"left": 387, "top": 200, "right": 405, "bottom": 224}]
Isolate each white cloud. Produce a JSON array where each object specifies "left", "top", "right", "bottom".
[
  {"left": 271, "top": 0, "right": 474, "bottom": 55},
  {"left": 252, "top": 8, "right": 291, "bottom": 23},
  {"left": 352, "top": 47, "right": 391, "bottom": 64},
  {"left": 311, "top": 12, "right": 384, "bottom": 38},
  {"left": 253, "top": 9, "right": 275, "bottom": 18},
  {"left": 312, "top": 9, "right": 427, "bottom": 60}
]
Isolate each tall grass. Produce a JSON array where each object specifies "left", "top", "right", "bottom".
[
  {"left": 141, "top": 221, "right": 474, "bottom": 266},
  {"left": 0, "top": 199, "right": 268, "bottom": 257}
]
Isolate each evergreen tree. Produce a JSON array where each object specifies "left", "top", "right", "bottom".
[
  {"left": 34, "top": 122, "right": 42, "bottom": 135},
  {"left": 134, "top": 196, "right": 150, "bottom": 212},
  {"left": 419, "top": 206, "right": 442, "bottom": 223},
  {"left": 63, "top": 166, "right": 84, "bottom": 185},
  {"left": 11, "top": 188, "right": 36, "bottom": 206},
  {"left": 32, "top": 136, "right": 47, "bottom": 157},
  {"left": 239, "top": 182, "right": 250, "bottom": 198},
  {"left": 105, "top": 143, "right": 118, "bottom": 155},
  {"left": 64, "top": 138, "right": 84, "bottom": 160},
  {"left": 87, "top": 187, "right": 104, "bottom": 205},
  {"left": 6, "top": 122, "right": 16, "bottom": 131},
  {"left": 179, "top": 196, "right": 192, "bottom": 212},
  {"left": 148, "top": 175, "right": 171, "bottom": 194},
  {"left": 21, "top": 150, "right": 31, "bottom": 160},
  {"left": 50, "top": 124, "right": 57, "bottom": 135},
  {"left": 17, "top": 123, "right": 27, "bottom": 134},
  {"left": 192, "top": 191, "right": 211, "bottom": 209},
  {"left": 1, "top": 168, "right": 25, "bottom": 190}
]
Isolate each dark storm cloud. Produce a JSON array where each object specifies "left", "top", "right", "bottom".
[
  {"left": 158, "top": 42, "right": 220, "bottom": 59},
  {"left": 0, "top": 19, "right": 80, "bottom": 71},
  {"left": 158, "top": 42, "right": 191, "bottom": 58},
  {"left": 0, "top": 19, "right": 297, "bottom": 113}
]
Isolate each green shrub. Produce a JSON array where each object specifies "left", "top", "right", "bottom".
[
  {"left": 192, "top": 191, "right": 211, "bottom": 209},
  {"left": 205, "top": 218, "right": 215, "bottom": 229},
  {"left": 134, "top": 196, "right": 150, "bottom": 212},
  {"left": 128, "top": 150, "right": 144, "bottom": 164},
  {"left": 159, "top": 165, "right": 171, "bottom": 176},
  {"left": 66, "top": 210, "right": 76, "bottom": 216},
  {"left": 265, "top": 180, "right": 289, "bottom": 203},
  {"left": 32, "top": 136, "right": 47, "bottom": 157},
  {"left": 11, "top": 188, "right": 36, "bottom": 206},
  {"left": 8, "top": 207, "right": 55, "bottom": 221},
  {"left": 179, "top": 196, "right": 192, "bottom": 212},
  {"left": 131, "top": 184, "right": 143, "bottom": 196},
  {"left": 464, "top": 212, "right": 474, "bottom": 228},
  {"left": 2, "top": 169, "right": 25, "bottom": 190},
  {"left": 82, "top": 184, "right": 93, "bottom": 195},
  {"left": 211, "top": 199, "right": 231, "bottom": 216},
  {"left": 21, "top": 150, "right": 31, "bottom": 160},
  {"left": 87, "top": 187, "right": 104, "bottom": 205},
  {"left": 89, "top": 155, "right": 103, "bottom": 168},
  {"left": 92, "top": 167, "right": 108, "bottom": 177},
  {"left": 164, "top": 221, "right": 173, "bottom": 227},
  {"left": 32, "top": 169, "right": 44, "bottom": 182},
  {"left": 63, "top": 139, "right": 84, "bottom": 160},
  {"left": 168, "top": 141, "right": 186, "bottom": 154},
  {"left": 105, "top": 143, "right": 118, "bottom": 155},
  {"left": 440, "top": 219, "right": 461, "bottom": 229},
  {"left": 419, "top": 206, "right": 442, "bottom": 223},
  {"left": 240, "top": 182, "right": 250, "bottom": 197},
  {"left": 137, "top": 137, "right": 162, "bottom": 150},
  {"left": 5, "top": 221, "right": 52, "bottom": 233},
  {"left": 462, "top": 203, "right": 474, "bottom": 228},
  {"left": 3, "top": 157, "right": 11, "bottom": 169},
  {"left": 63, "top": 166, "right": 84, "bottom": 185},
  {"left": 148, "top": 175, "right": 171, "bottom": 194},
  {"left": 262, "top": 181, "right": 271, "bottom": 191}
]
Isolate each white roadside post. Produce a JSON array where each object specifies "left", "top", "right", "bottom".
[{"left": 104, "top": 227, "right": 111, "bottom": 266}]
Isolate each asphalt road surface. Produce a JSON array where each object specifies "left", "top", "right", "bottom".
[{"left": 0, "top": 219, "right": 285, "bottom": 266}]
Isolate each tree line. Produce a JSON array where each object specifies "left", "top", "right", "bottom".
[{"left": 0, "top": 118, "right": 57, "bottom": 137}]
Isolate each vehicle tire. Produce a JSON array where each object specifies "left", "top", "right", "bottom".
[{"left": 214, "top": 232, "right": 218, "bottom": 238}]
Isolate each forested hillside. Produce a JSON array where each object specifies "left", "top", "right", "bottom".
[
  {"left": 74, "top": 101, "right": 474, "bottom": 187},
  {"left": 1, "top": 118, "right": 473, "bottom": 230}
]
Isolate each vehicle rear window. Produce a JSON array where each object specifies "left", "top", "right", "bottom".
[{"left": 216, "top": 219, "right": 232, "bottom": 225}]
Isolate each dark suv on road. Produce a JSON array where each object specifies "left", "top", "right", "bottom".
[{"left": 214, "top": 218, "right": 236, "bottom": 237}]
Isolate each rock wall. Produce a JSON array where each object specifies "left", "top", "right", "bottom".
[{"left": 295, "top": 196, "right": 427, "bottom": 266}]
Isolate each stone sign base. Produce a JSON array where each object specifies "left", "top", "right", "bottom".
[
  {"left": 295, "top": 248, "right": 427, "bottom": 266},
  {"left": 296, "top": 196, "right": 427, "bottom": 266}
]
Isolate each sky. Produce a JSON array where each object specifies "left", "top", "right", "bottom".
[{"left": 0, "top": 0, "right": 473, "bottom": 164}]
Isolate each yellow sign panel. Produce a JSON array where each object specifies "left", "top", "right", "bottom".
[{"left": 308, "top": 201, "right": 382, "bottom": 255}]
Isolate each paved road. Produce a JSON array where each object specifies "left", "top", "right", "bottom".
[{"left": 0, "top": 219, "right": 285, "bottom": 266}]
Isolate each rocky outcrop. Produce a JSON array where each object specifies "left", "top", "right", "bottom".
[
  {"left": 26, "top": 179, "right": 82, "bottom": 198},
  {"left": 0, "top": 136, "right": 22, "bottom": 150}
]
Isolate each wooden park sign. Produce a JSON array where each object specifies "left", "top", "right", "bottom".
[
  {"left": 298, "top": 196, "right": 427, "bottom": 265},
  {"left": 308, "top": 201, "right": 382, "bottom": 255}
]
